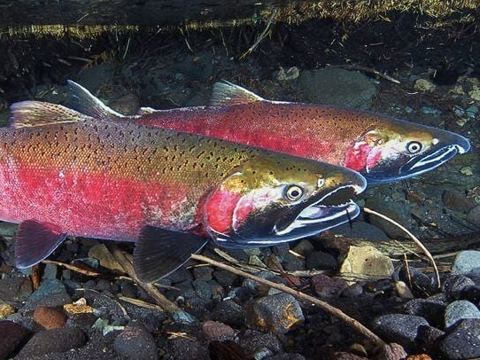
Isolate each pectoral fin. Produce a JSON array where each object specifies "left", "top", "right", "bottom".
[
  {"left": 133, "top": 227, "right": 208, "bottom": 283},
  {"left": 15, "top": 220, "right": 67, "bottom": 268}
]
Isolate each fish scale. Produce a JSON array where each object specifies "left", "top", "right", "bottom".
[{"left": 2, "top": 100, "right": 366, "bottom": 281}]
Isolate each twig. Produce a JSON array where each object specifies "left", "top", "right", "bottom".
[
  {"left": 240, "top": 9, "right": 278, "bottom": 60},
  {"left": 42, "top": 259, "right": 102, "bottom": 277},
  {"left": 336, "top": 64, "right": 400, "bottom": 84},
  {"left": 118, "top": 295, "right": 166, "bottom": 312},
  {"left": 107, "top": 244, "right": 196, "bottom": 324},
  {"left": 363, "top": 207, "right": 441, "bottom": 288},
  {"left": 191, "top": 254, "right": 386, "bottom": 348}
]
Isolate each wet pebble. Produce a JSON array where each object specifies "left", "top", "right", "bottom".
[
  {"left": 169, "top": 336, "right": 209, "bottom": 360},
  {"left": 16, "top": 327, "right": 86, "bottom": 358},
  {"left": 312, "top": 274, "right": 348, "bottom": 298},
  {"left": 0, "top": 276, "right": 33, "bottom": 302},
  {"left": 339, "top": 245, "right": 394, "bottom": 277},
  {"left": 239, "top": 331, "right": 282, "bottom": 358},
  {"left": 330, "top": 353, "right": 368, "bottom": 360},
  {"left": 213, "top": 269, "right": 238, "bottom": 287},
  {"left": 0, "top": 320, "right": 30, "bottom": 359},
  {"left": 266, "top": 354, "right": 306, "bottom": 360},
  {"left": 211, "top": 299, "right": 245, "bottom": 327},
  {"left": 373, "top": 314, "right": 429, "bottom": 347},
  {"left": 451, "top": 250, "right": 480, "bottom": 277},
  {"left": 442, "top": 274, "right": 475, "bottom": 299},
  {"left": 297, "top": 68, "right": 377, "bottom": 109},
  {"left": 282, "top": 252, "right": 305, "bottom": 271},
  {"left": 439, "top": 318, "right": 480, "bottom": 359},
  {"left": 444, "top": 300, "right": 480, "bottom": 329},
  {"left": 0, "top": 302, "right": 15, "bottom": 318},
  {"left": 208, "top": 340, "right": 249, "bottom": 360},
  {"left": 23, "top": 279, "right": 71, "bottom": 311},
  {"left": 442, "top": 190, "right": 476, "bottom": 212},
  {"left": 416, "top": 325, "right": 445, "bottom": 350},
  {"left": 305, "top": 251, "right": 337, "bottom": 270},
  {"left": 414, "top": 78, "right": 436, "bottom": 92},
  {"left": 202, "top": 320, "right": 236, "bottom": 341},
  {"left": 33, "top": 306, "right": 68, "bottom": 329},
  {"left": 374, "top": 343, "right": 408, "bottom": 360},
  {"left": 193, "top": 266, "right": 213, "bottom": 281},
  {"left": 246, "top": 293, "right": 304, "bottom": 333},
  {"left": 88, "top": 243, "right": 124, "bottom": 273},
  {"left": 341, "top": 283, "right": 364, "bottom": 298},
  {"left": 114, "top": 322, "right": 159, "bottom": 360},
  {"left": 403, "top": 298, "right": 446, "bottom": 328},
  {"left": 292, "top": 239, "right": 314, "bottom": 257},
  {"left": 467, "top": 205, "right": 480, "bottom": 225}
]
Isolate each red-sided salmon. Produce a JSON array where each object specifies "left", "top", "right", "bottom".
[
  {"left": 1, "top": 100, "right": 366, "bottom": 282},
  {"left": 67, "top": 81, "right": 470, "bottom": 184}
]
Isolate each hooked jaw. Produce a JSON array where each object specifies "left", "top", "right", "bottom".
[
  {"left": 368, "top": 132, "right": 471, "bottom": 184},
  {"left": 211, "top": 178, "right": 366, "bottom": 248}
]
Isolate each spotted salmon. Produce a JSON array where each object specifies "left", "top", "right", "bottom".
[
  {"left": 68, "top": 81, "right": 470, "bottom": 184},
  {"left": 1, "top": 100, "right": 366, "bottom": 282}
]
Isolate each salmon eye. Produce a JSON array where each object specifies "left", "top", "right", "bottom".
[
  {"left": 406, "top": 141, "right": 423, "bottom": 154},
  {"left": 284, "top": 185, "right": 304, "bottom": 202}
]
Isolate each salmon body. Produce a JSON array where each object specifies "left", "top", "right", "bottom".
[
  {"left": 69, "top": 81, "right": 470, "bottom": 184},
  {"left": 2, "top": 100, "right": 366, "bottom": 281}
]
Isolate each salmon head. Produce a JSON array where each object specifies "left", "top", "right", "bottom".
[
  {"left": 343, "top": 117, "right": 471, "bottom": 184},
  {"left": 203, "top": 154, "right": 367, "bottom": 248}
]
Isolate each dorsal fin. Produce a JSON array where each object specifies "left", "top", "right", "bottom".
[
  {"left": 9, "top": 101, "right": 90, "bottom": 129},
  {"left": 67, "top": 80, "right": 126, "bottom": 120},
  {"left": 209, "top": 81, "right": 266, "bottom": 106}
]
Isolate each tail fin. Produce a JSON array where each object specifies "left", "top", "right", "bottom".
[
  {"left": 67, "top": 80, "right": 126, "bottom": 120},
  {"left": 9, "top": 101, "right": 90, "bottom": 129}
]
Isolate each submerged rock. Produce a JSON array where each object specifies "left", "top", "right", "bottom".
[
  {"left": 297, "top": 68, "right": 377, "bottom": 110},
  {"left": 245, "top": 293, "right": 304, "bottom": 334},
  {"left": 113, "top": 323, "right": 159, "bottom": 360}
]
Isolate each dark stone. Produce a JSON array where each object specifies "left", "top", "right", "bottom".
[
  {"left": 169, "top": 336, "right": 209, "bottom": 360},
  {"left": 341, "top": 283, "right": 364, "bottom": 298},
  {"left": 114, "top": 323, "right": 159, "bottom": 360},
  {"left": 239, "top": 331, "right": 282, "bottom": 358},
  {"left": 442, "top": 190, "right": 476, "bottom": 212},
  {"left": 209, "top": 340, "right": 251, "bottom": 360},
  {"left": 22, "top": 279, "right": 71, "bottom": 311},
  {"left": 213, "top": 269, "right": 238, "bottom": 287},
  {"left": 0, "top": 320, "right": 30, "bottom": 359},
  {"left": 416, "top": 325, "right": 445, "bottom": 351},
  {"left": 305, "top": 251, "right": 337, "bottom": 270},
  {"left": 95, "top": 279, "right": 111, "bottom": 292},
  {"left": 282, "top": 252, "right": 305, "bottom": 272},
  {"left": 403, "top": 298, "right": 446, "bottom": 328},
  {"left": 0, "top": 276, "right": 33, "bottom": 302},
  {"left": 265, "top": 354, "right": 306, "bottom": 360},
  {"left": 439, "top": 318, "right": 480, "bottom": 359},
  {"left": 245, "top": 293, "right": 304, "bottom": 334},
  {"left": 120, "top": 281, "right": 138, "bottom": 298},
  {"left": 373, "top": 314, "right": 429, "bottom": 348},
  {"left": 442, "top": 275, "right": 476, "bottom": 299},
  {"left": 297, "top": 68, "right": 377, "bottom": 110},
  {"left": 211, "top": 300, "right": 245, "bottom": 327},
  {"left": 399, "top": 266, "right": 436, "bottom": 294},
  {"left": 193, "top": 279, "right": 214, "bottom": 300},
  {"left": 17, "top": 327, "right": 86, "bottom": 358},
  {"left": 193, "top": 266, "right": 213, "bottom": 281},
  {"left": 311, "top": 274, "right": 348, "bottom": 298}
]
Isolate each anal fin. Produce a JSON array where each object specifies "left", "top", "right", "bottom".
[
  {"left": 133, "top": 226, "right": 208, "bottom": 283},
  {"left": 15, "top": 220, "right": 67, "bottom": 268}
]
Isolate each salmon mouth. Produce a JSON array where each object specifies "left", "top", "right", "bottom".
[
  {"left": 398, "top": 143, "right": 467, "bottom": 181},
  {"left": 271, "top": 184, "right": 362, "bottom": 241}
]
